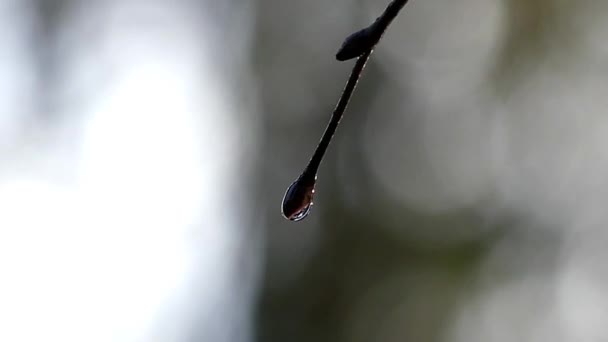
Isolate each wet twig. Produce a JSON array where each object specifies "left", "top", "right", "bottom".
[{"left": 281, "top": 0, "right": 412, "bottom": 221}]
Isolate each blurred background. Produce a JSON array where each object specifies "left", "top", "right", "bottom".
[{"left": 1, "top": 0, "right": 608, "bottom": 341}]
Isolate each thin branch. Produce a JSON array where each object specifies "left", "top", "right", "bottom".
[
  {"left": 307, "top": 49, "right": 372, "bottom": 175},
  {"left": 282, "top": 0, "right": 411, "bottom": 221}
]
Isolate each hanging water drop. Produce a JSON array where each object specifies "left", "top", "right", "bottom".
[{"left": 281, "top": 175, "right": 316, "bottom": 221}]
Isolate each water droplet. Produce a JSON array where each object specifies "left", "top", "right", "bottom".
[{"left": 281, "top": 175, "right": 316, "bottom": 221}]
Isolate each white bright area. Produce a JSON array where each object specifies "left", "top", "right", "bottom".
[{"left": 0, "top": 1, "right": 257, "bottom": 341}]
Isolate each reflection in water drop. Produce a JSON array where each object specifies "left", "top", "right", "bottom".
[
  {"left": 286, "top": 201, "right": 312, "bottom": 221},
  {"left": 281, "top": 175, "right": 316, "bottom": 221}
]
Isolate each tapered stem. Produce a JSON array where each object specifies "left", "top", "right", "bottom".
[
  {"left": 301, "top": 49, "right": 372, "bottom": 179},
  {"left": 302, "top": 1, "right": 411, "bottom": 176}
]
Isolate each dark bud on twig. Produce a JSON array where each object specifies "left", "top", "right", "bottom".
[
  {"left": 335, "top": 0, "right": 411, "bottom": 61},
  {"left": 336, "top": 24, "right": 381, "bottom": 61},
  {"left": 336, "top": 18, "right": 385, "bottom": 61},
  {"left": 336, "top": 27, "right": 373, "bottom": 61}
]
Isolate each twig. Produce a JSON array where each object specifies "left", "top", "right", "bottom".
[{"left": 281, "top": 0, "right": 411, "bottom": 221}]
